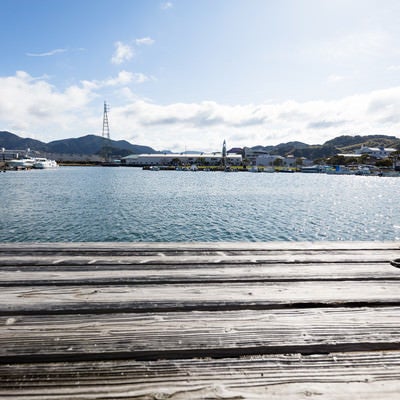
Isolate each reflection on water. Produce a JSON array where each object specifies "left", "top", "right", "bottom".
[{"left": 1, "top": 167, "right": 400, "bottom": 242}]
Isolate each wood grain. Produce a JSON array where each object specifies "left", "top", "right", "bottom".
[
  {"left": 0, "top": 262, "right": 399, "bottom": 286},
  {"left": 1, "top": 280, "right": 400, "bottom": 314},
  {"left": 1, "top": 307, "right": 400, "bottom": 362},
  {"left": 1, "top": 351, "right": 400, "bottom": 399},
  {"left": 1, "top": 242, "right": 400, "bottom": 399}
]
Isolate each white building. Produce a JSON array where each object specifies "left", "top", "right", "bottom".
[
  {"left": 255, "top": 154, "right": 282, "bottom": 167},
  {"left": 255, "top": 154, "right": 311, "bottom": 167},
  {"left": 355, "top": 145, "right": 397, "bottom": 159},
  {"left": 243, "top": 147, "right": 269, "bottom": 164},
  {"left": 121, "top": 152, "right": 242, "bottom": 167}
]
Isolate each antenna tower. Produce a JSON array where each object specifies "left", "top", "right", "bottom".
[
  {"left": 102, "top": 101, "right": 110, "bottom": 140},
  {"left": 101, "top": 101, "right": 111, "bottom": 162}
]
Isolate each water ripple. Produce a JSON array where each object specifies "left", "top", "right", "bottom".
[{"left": 1, "top": 168, "right": 400, "bottom": 242}]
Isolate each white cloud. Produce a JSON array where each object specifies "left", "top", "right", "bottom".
[
  {"left": 161, "top": 2, "right": 173, "bottom": 10},
  {"left": 100, "top": 71, "right": 150, "bottom": 87},
  {"left": 327, "top": 74, "right": 345, "bottom": 83},
  {"left": 0, "top": 71, "right": 97, "bottom": 138},
  {"left": 110, "top": 38, "right": 154, "bottom": 66},
  {"left": 2, "top": 70, "right": 400, "bottom": 151},
  {"left": 103, "top": 70, "right": 135, "bottom": 86},
  {"left": 118, "top": 87, "right": 140, "bottom": 101},
  {"left": 111, "top": 41, "right": 134, "bottom": 65},
  {"left": 314, "top": 30, "right": 393, "bottom": 62},
  {"left": 26, "top": 48, "right": 67, "bottom": 57},
  {"left": 132, "top": 73, "right": 150, "bottom": 84},
  {"left": 112, "top": 87, "right": 400, "bottom": 150},
  {"left": 387, "top": 65, "right": 400, "bottom": 71},
  {"left": 135, "top": 37, "right": 155, "bottom": 46}
]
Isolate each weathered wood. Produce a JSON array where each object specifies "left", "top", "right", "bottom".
[
  {"left": 1, "top": 241, "right": 400, "bottom": 399},
  {"left": 1, "top": 240, "right": 399, "bottom": 252},
  {"left": 1, "top": 351, "right": 400, "bottom": 399},
  {"left": 1, "top": 281, "right": 400, "bottom": 314},
  {"left": 1, "top": 307, "right": 400, "bottom": 363},
  {"left": 1, "top": 262, "right": 399, "bottom": 286},
  {"left": 1, "top": 250, "right": 399, "bottom": 266},
  {"left": 0, "top": 241, "right": 399, "bottom": 267}
]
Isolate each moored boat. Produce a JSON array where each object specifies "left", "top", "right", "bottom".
[
  {"left": 6, "top": 157, "right": 35, "bottom": 169},
  {"left": 32, "top": 158, "right": 58, "bottom": 169},
  {"left": 301, "top": 165, "right": 323, "bottom": 173}
]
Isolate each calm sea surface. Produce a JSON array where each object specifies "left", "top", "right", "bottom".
[{"left": 1, "top": 166, "right": 400, "bottom": 242}]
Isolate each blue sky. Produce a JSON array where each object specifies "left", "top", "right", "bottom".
[{"left": 2, "top": 0, "right": 400, "bottom": 152}]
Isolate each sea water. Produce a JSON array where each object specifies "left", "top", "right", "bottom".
[{"left": 1, "top": 166, "right": 399, "bottom": 242}]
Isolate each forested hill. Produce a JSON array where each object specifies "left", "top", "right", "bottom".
[
  {"left": 246, "top": 135, "right": 400, "bottom": 160},
  {"left": 0, "top": 131, "right": 156, "bottom": 156},
  {"left": 2, "top": 130, "right": 400, "bottom": 161}
]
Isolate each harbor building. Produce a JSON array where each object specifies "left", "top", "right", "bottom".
[
  {"left": 355, "top": 145, "right": 397, "bottom": 159},
  {"left": 121, "top": 152, "right": 242, "bottom": 167},
  {"left": 255, "top": 154, "right": 312, "bottom": 168},
  {"left": 243, "top": 147, "right": 269, "bottom": 164},
  {"left": 255, "top": 154, "right": 283, "bottom": 167}
]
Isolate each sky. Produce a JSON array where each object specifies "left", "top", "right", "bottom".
[{"left": 2, "top": 0, "right": 400, "bottom": 152}]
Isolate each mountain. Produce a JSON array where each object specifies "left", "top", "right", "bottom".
[
  {"left": 246, "top": 135, "right": 400, "bottom": 160},
  {"left": 243, "top": 141, "right": 310, "bottom": 155},
  {"left": 0, "top": 131, "right": 48, "bottom": 152},
  {"left": 323, "top": 135, "right": 400, "bottom": 153},
  {"left": 47, "top": 134, "right": 156, "bottom": 155},
  {"left": 0, "top": 131, "right": 157, "bottom": 158},
  {"left": 2, "top": 131, "right": 400, "bottom": 162}
]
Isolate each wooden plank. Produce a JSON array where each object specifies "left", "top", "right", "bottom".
[
  {"left": 1, "top": 351, "right": 400, "bottom": 399},
  {"left": 1, "top": 307, "right": 400, "bottom": 362},
  {"left": 0, "top": 243, "right": 399, "bottom": 262},
  {"left": 1, "top": 241, "right": 399, "bottom": 252},
  {"left": 1, "top": 250, "right": 399, "bottom": 266},
  {"left": 1, "top": 281, "right": 400, "bottom": 314},
  {"left": 1, "top": 241, "right": 400, "bottom": 399},
  {"left": 1, "top": 263, "right": 400, "bottom": 285}
]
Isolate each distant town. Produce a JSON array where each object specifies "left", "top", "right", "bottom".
[
  {"left": 120, "top": 142, "right": 400, "bottom": 175},
  {"left": 1, "top": 130, "right": 400, "bottom": 175}
]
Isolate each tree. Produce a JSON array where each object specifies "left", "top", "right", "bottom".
[
  {"left": 170, "top": 158, "right": 181, "bottom": 166},
  {"left": 242, "top": 158, "right": 250, "bottom": 168},
  {"left": 327, "top": 155, "right": 345, "bottom": 166},
  {"left": 197, "top": 157, "right": 208, "bottom": 166},
  {"left": 360, "top": 154, "right": 370, "bottom": 164},
  {"left": 375, "top": 158, "right": 393, "bottom": 168}
]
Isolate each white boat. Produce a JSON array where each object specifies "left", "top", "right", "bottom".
[
  {"left": 301, "top": 165, "right": 323, "bottom": 173},
  {"left": 6, "top": 157, "right": 35, "bottom": 169},
  {"left": 33, "top": 158, "right": 58, "bottom": 169},
  {"left": 263, "top": 167, "right": 275, "bottom": 173}
]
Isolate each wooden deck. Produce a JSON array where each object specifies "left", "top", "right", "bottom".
[{"left": 1, "top": 241, "right": 400, "bottom": 399}]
